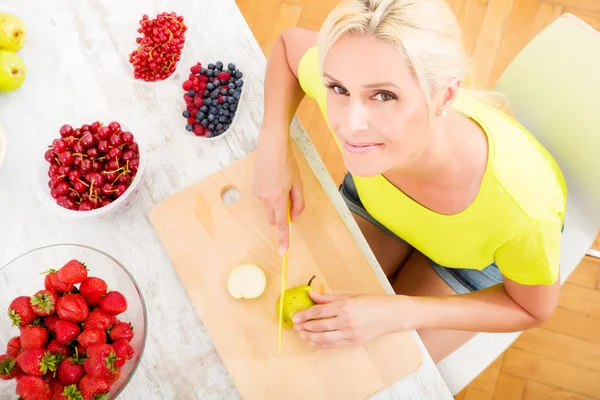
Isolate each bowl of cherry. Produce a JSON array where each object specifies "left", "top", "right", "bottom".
[{"left": 33, "top": 120, "right": 145, "bottom": 219}]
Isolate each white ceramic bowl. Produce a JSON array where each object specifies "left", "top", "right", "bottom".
[
  {"left": 103, "top": 7, "right": 190, "bottom": 86},
  {"left": 180, "top": 60, "right": 246, "bottom": 142},
  {"left": 32, "top": 121, "right": 146, "bottom": 220}
]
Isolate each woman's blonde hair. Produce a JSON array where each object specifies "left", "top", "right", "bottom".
[{"left": 317, "top": 0, "right": 510, "bottom": 115}]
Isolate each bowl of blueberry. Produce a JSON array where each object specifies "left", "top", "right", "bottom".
[{"left": 180, "top": 60, "right": 244, "bottom": 139}]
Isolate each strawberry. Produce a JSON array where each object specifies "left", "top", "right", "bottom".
[
  {"left": 46, "top": 339, "right": 73, "bottom": 359},
  {"left": 108, "top": 322, "right": 134, "bottom": 342},
  {"left": 57, "top": 260, "right": 88, "bottom": 285},
  {"left": 16, "top": 375, "right": 52, "bottom": 400},
  {"left": 111, "top": 339, "right": 134, "bottom": 368},
  {"left": 78, "top": 375, "right": 110, "bottom": 400},
  {"left": 44, "top": 270, "right": 75, "bottom": 293},
  {"left": 7, "top": 336, "right": 21, "bottom": 357},
  {"left": 99, "top": 291, "right": 127, "bottom": 316},
  {"left": 17, "top": 348, "right": 58, "bottom": 376},
  {"left": 83, "top": 309, "right": 116, "bottom": 331},
  {"left": 83, "top": 344, "right": 118, "bottom": 378},
  {"left": 57, "top": 294, "right": 89, "bottom": 323},
  {"left": 31, "top": 290, "right": 60, "bottom": 316},
  {"left": 78, "top": 277, "right": 107, "bottom": 307},
  {"left": 49, "top": 379, "right": 66, "bottom": 399},
  {"left": 77, "top": 329, "right": 106, "bottom": 349},
  {"left": 8, "top": 296, "right": 37, "bottom": 327},
  {"left": 57, "top": 350, "right": 86, "bottom": 386},
  {"left": 55, "top": 320, "right": 81, "bottom": 345},
  {"left": 0, "top": 354, "right": 22, "bottom": 380},
  {"left": 20, "top": 325, "right": 50, "bottom": 350},
  {"left": 55, "top": 384, "right": 83, "bottom": 400},
  {"left": 44, "top": 314, "right": 61, "bottom": 334},
  {"left": 108, "top": 367, "right": 121, "bottom": 384}
]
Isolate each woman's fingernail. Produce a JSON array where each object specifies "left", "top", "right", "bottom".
[
  {"left": 279, "top": 246, "right": 286, "bottom": 256},
  {"left": 292, "top": 315, "right": 299, "bottom": 323}
]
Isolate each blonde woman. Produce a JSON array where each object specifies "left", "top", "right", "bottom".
[{"left": 252, "top": 0, "right": 566, "bottom": 362}]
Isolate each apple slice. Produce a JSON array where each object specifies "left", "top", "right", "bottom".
[{"left": 227, "top": 263, "right": 267, "bottom": 299}]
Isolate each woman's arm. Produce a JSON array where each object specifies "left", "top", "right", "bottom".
[{"left": 400, "top": 276, "right": 561, "bottom": 333}]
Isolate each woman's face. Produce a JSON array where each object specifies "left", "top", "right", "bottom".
[{"left": 323, "top": 33, "right": 436, "bottom": 177}]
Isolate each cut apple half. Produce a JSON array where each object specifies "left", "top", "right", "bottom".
[{"left": 227, "top": 263, "right": 267, "bottom": 299}]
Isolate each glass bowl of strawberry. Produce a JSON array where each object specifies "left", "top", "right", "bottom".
[
  {"left": 0, "top": 244, "right": 147, "bottom": 400},
  {"left": 32, "top": 120, "right": 146, "bottom": 220}
]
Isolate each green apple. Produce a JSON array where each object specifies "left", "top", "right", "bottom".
[
  {"left": 0, "top": 12, "right": 26, "bottom": 52},
  {"left": 0, "top": 50, "right": 26, "bottom": 92}
]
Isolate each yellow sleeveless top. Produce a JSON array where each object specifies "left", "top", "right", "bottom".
[{"left": 297, "top": 45, "right": 567, "bottom": 285}]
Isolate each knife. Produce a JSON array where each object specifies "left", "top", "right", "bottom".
[{"left": 277, "top": 202, "right": 292, "bottom": 355}]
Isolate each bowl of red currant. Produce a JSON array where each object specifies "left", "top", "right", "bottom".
[{"left": 33, "top": 120, "right": 145, "bottom": 219}]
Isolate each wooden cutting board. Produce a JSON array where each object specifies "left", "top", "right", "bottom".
[{"left": 149, "top": 141, "right": 423, "bottom": 399}]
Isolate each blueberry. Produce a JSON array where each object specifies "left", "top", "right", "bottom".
[
  {"left": 200, "top": 67, "right": 206, "bottom": 74},
  {"left": 219, "top": 116, "right": 227, "bottom": 123},
  {"left": 230, "top": 104, "right": 237, "bottom": 112},
  {"left": 228, "top": 63, "right": 236, "bottom": 71},
  {"left": 211, "top": 91, "right": 219, "bottom": 100},
  {"left": 235, "top": 79, "right": 243, "bottom": 88},
  {"left": 207, "top": 69, "right": 214, "bottom": 77},
  {"left": 215, "top": 61, "right": 223, "bottom": 70},
  {"left": 182, "top": 110, "right": 190, "bottom": 118},
  {"left": 196, "top": 111, "right": 205, "bottom": 119},
  {"left": 200, "top": 106, "right": 208, "bottom": 113},
  {"left": 186, "top": 124, "right": 193, "bottom": 131},
  {"left": 195, "top": 118, "right": 201, "bottom": 124},
  {"left": 228, "top": 89, "right": 235, "bottom": 95},
  {"left": 208, "top": 63, "right": 215, "bottom": 69},
  {"left": 220, "top": 89, "right": 228, "bottom": 95},
  {"left": 226, "top": 96, "right": 234, "bottom": 104},
  {"left": 224, "top": 124, "right": 230, "bottom": 130},
  {"left": 235, "top": 70, "right": 243, "bottom": 79},
  {"left": 188, "top": 90, "right": 196, "bottom": 97},
  {"left": 210, "top": 107, "right": 218, "bottom": 114},
  {"left": 213, "top": 79, "right": 221, "bottom": 87},
  {"left": 206, "top": 83, "right": 214, "bottom": 91},
  {"left": 208, "top": 123, "right": 215, "bottom": 130},
  {"left": 208, "top": 114, "right": 216, "bottom": 121},
  {"left": 228, "top": 83, "right": 235, "bottom": 89},
  {"left": 201, "top": 118, "right": 208, "bottom": 127},
  {"left": 203, "top": 89, "right": 210, "bottom": 97},
  {"left": 216, "top": 123, "right": 224, "bottom": 130},
  {"left": 233, "top": 91, "right": 241, "bottom": 100},
  {"left": 223, "top": 103, "right": 230, "bottom": 110},
  {"left": 223, "top": 110, "right": 230, "bottom": 116}
]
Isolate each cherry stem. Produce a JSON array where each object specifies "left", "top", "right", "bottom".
[{"left": 77, "top": 179, "right": 89, "bottom": 187}]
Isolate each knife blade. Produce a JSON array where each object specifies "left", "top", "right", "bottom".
[{"left": 277, "top": 202, "right": 292, "bottom": 355}]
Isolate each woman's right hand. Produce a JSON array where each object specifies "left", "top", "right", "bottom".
[{"left": 252, "top": 133, "right": 305, "bottom": 255}]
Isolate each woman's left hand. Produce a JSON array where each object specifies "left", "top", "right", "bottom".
[{"left": 291, "top": 291, "right": 413, "bottom": 349}]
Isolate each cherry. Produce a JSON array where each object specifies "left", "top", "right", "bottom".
[
  {"left": 55, "top": 181, "right": 70, "bottom": 196},
  {"left": 118, "top": 174, "right": 132, "bottom": 184},
  {"left": 108, "top": 147, "right": 122, "bottom": 160},
  {"left": 121, "top": 131, "right": 134, "bottom": 144},
  {"left": 97, "top": 140, "right": 109, "bottom": 153},
  {"left": 115, "top": 184, "right": 128, "bottom": 197},
  {"left": 87, "top": 147, "right": 99, "bottom": 158},
  {"left": 81, "top": 159, "right": 93, "bottom": 173},
  {"left": 108, "top": 122, "right": 121, "bottom": 133},
  {"left": 80, "top": 133, "right": 95, "bottom": 148},
  {"left": 107, "top": 160, "right": 118, "bottom": 170},
  {"left": 97, "top": 126, "right": 111, "bottom": 139},
  {"left": 48, "top": 163, "right": 60, "bottom": 177},
  {"left": 48, "top": 175, "right": 63, "bottom": 189},
  {"left": 58, "top": 151, "right": 74, "bottom": 165},
  {"left": 109, "top": 134, "right": 123, "bottom": 147},
  {"left": 130, "top": 159, "right": 140, "bottom": 172},
  {"left": 127, "top": 143, "right": 139, "bottom": 153},
  {"left": 122, "top": 150, "right": 136, "bottom": 161},
  {"left": 63, "top": 137, "right": 78, "bottom": 149},
  {"left": 72, "top": 157, "right": 83, "bottom": 168},
  {"left": 73, "top": 142, "right": 85, "bottom": 154},
  {"left": 69, "top": 170, "right": 82, "bottom": 182},
  {"left": 101, "top": 183, "right": 115, "bottom": 195},
  {"left": 57, "top": 166, "right": 71, "bottom": 175},
  {"left": 53, "top": 140, "right": 66, "bottom": 153},
  {"left": 45, "top": 149, "right": 56, "bottom": 163},
  {"left": 103, "top": 171, "right": 118, "bottom": 182},
  {"left": 50, "top": 188, "right": 59, "bottom": 199},
  {"left": 59, "top": 124, "right": 74, "bottom": 138},
  {"left": 88, "top": 172, "right": 105, "bottom": 187},
  {"left": 72, "top": 129, "right": 83, "bottom": 139},
  {"left": 79, "top": 201, "right": 94, "bottom": 211},
  {"left": 90, "top": 121, "right": 102, "bottom": 133},
  {"left": 80, "top": 124, "right": 91, "bottom": 132},
  {"left": 73, "top": 181, "right": 87, "bottom": 193},
  {"left": 92, "top": 160, "right": 102, "bottom": 171}
]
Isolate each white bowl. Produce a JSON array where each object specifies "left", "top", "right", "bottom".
[
  {"left": 103, "top": 7, "right": 190, "bottom": 86},
  {"left": 32, "top": 121, "right": 146, "bottom": 220},
  {"left": 179, "top": 60, "right": 246, "bottom": 142},
  {"left": 0, "top": 123, "right": 6, "bottom": 170}
]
